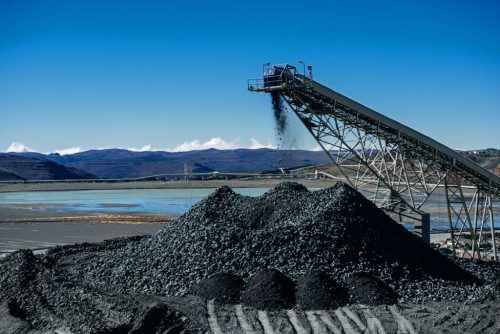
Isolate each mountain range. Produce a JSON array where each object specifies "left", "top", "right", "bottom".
[
  {"left": 0, "top": 149, "right": 330, "bottom": 180},
  {"left": 2, "top": 148, "right": 498, "bottom": 181}
]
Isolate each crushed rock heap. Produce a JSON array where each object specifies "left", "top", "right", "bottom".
[
  {"left": 1, "top": 182, "right": 499, "bottom": 333},
  {"left": 83, "top": 182, "right": 478, "bottom": 295}
]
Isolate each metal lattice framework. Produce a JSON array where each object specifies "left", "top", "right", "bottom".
[{"left": 249, "top": 66, "right": 500, "bottom": 260}]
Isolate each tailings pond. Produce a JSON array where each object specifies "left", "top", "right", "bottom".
[{"left": 1, "top": 187, "right": 498, "bottom": 228}]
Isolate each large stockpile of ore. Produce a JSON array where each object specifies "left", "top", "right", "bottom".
[
  {"left": 1, "top": 182, "right": 499, "bottom": 333},
  {"left": 83, "top": 182, "right": 479, "bottom": 298}
]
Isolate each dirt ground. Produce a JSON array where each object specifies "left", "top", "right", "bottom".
[
  {"left": 0, "top": 204, "right": 169, "bottom": 254},
  {"left": 1, "top": 296, "right": 499, "bottom": 333}
]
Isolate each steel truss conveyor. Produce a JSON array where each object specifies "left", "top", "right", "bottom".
[{"left": 248, "top": 63, "right": 500, "bottom": 261}]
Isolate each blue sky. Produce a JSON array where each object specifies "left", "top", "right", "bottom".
[{"left": 1, "top": 0, "right": 499, "bottom": 153}]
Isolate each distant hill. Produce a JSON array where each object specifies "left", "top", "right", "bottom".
[
  {"left": 6, "top": 148, "right": 498, "bottom": 181},
  {"left": 9, "top": 148, "right": 330, "bottom": 179},
  {"left": 0, "top": 169, "right": 24, "bottom": 181},
  {"left": 467, "top": 154, "right": 500, "bottom": 176},
  {"left": 0, "top": 154, "right": 96, "bottom": 181}
]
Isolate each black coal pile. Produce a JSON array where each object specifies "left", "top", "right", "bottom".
[
  {"left": 346, "top": 272, "right": 397, "bottom": 306},
  {"left": 241, "top": 269, "right": 296, "bottom": 310},
  {"left": 1, "top": 181, "right": 500, "bottom": 332},
  {"left": 81, "top": 182, "right": 485, "bottom": 303},
  {"left": 190, "top": 272, "right": 244, "bottom": 304},
  {"left": 296, "top": 271, "right": 349, "bottom": 310}
]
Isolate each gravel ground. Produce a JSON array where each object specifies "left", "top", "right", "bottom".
[{"left": 0, "top": 182, "right": 499, "bottom": 333}]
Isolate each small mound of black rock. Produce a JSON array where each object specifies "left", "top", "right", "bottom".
[
  {"left": 297, "top": 271, "right": 349, "bottom": 310},
  {"left": 241, "top": 269, "right": 296, "bottom": 310},
  {"left": 190, "top": 272, "right": 244, "bottom": 304},
  {"left": 347, "top": 272, "right": 397, "bottom": 306},
  {"left": 7, "top": 300, "right": 27, "bottom": 320}
]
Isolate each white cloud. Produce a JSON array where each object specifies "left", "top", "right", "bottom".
[
  {"left": 5, "top": 138, "right": 320, "bottom": 155},
  {"left": 53, "top": 147, "right": 82, "bottom": 155},
  {"left": 310, "top": 145, "right": 323, "bottom": 151},
  {"left": 123, "top": 138, "right": 276, "bottom": 152},
  {"left": 6, "top": 141, "right": 36, "bottom": 153},
  {"left": 249, "top": 138, "right": 276, "bottom": 149},
  {"left": 128, "top": 144, "right": 153, "bottom": 152},
  {"left": 5, "top": 141, "right": 80, "bottom": 155},
  {"left": 169, "top": 137, "right": 239, "bottom": 152}
]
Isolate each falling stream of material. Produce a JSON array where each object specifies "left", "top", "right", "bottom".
[
  {"left": 270, "top": 91, "right": 297, "bottom": 167},
  {"left": 270, "top": 91, "right": 287, "bottom": 139}
]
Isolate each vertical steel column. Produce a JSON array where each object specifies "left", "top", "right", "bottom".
[
  {"left": 414, "top": 212, "right": 430, "bottom": 244},
  {"left": 444, "top": 178, "right": 457, "bottom": 256},
  {"left": 488, "top": 194, "right": 498, "bottom": 261},
  {"left": 422, "top": 213, "right": 430, "bottom": 244},
  {"left": 472, "top": 189, "right": 480, "bottom": 259}
]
